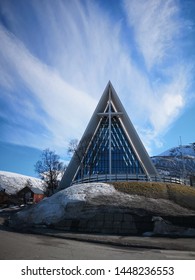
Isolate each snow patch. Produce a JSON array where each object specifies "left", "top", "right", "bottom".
[{"left": 10, "top": 183, "right": 116, "bottom": 226}]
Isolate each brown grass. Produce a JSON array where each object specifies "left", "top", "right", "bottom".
[{"left": 112, "top": 181, "right": 195, "bottom": 210}]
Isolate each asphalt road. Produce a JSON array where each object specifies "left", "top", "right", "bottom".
[
  {"left": 1, "top": 227, "right": 195, "bottom": 260},
  {"left": 1, "top": 209, "right": 195, "bottom": 260}
]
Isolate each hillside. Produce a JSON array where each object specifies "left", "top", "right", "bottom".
[
  {"left": 151, "top": 143, "right": 195, "bottom": 178},
  {"left": 0, "top": 171, "right": 45, "bottom": 195}
]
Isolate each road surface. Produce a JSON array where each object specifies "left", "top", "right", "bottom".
[{"left": 1, "top": 227, "right": 195, "bottom": 260}]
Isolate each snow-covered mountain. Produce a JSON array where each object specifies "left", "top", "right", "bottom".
[
  {"left": 0, "top": 171, "right": 45, "bottom": 195},
  {"left": 158, "top": 143, "right": 195, "bottom": 158},
  {"left": 151, "top": 143, "right": 195, "bottom": 178}
]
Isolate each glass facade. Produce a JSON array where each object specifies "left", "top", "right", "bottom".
[
  {"left": 74, "top": 114, "right": 145, "bottom": 181},
  {"left": 60, "top": 83, "right": 159, "bottom": 189}
]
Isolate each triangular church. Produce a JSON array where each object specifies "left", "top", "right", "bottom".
[{"left": 60, "top": 82, "right": 158, "bottom": 189}]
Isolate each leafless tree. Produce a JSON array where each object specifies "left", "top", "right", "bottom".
[{"left": 35, "top": 149, "right": 65, "bottom": 195}]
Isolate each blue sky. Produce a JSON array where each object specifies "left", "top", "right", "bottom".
[{"left": 0, "top": 0, "right": 195, "bottom": 177}]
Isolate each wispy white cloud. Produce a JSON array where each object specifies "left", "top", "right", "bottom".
[
  {"left": 124, "top": 0, "right": 183, "bottom": 69},
  {"left": 0, "top": 0, "right": 194, "bottom": 156},
  {"left": 149, "top": 65, "right": 190, "bottom": 132},
  {"left": 0, "top": 0, "right": 134, "bottom": 150},
  {"left": 0, "top": 24, "right": 96, "bottom": 149},
  {"left": 30, "top": 0, "right": 125, "bottom": 93},
  {"left": 123, "top": 0, "right": 193, "bottom": 151}
]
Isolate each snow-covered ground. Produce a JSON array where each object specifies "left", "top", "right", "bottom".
[
  {"left": 10, "top": 183, "right": 116, "bottom": 226},
  {"left": 0, "top": 171, "right": 45, "bottom": 195}
]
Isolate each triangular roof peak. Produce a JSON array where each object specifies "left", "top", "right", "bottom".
[
  {"left": 60, "top": 83, "right": 158, "bottom": 189},
  {"left": 91, "top": 81, "right": 124, "bottom": 116}
]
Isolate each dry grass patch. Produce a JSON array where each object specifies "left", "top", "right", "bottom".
[
  {"left": 166, "top": 184, "right": 195, "bottom": 210},
  {"left": 112, "top": 181, "right": 195, "bottom": 210}
]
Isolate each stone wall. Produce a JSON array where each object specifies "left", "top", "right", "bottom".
[
  {"left": 55, "top": 211, "right": 154, "bottom": 235},
  {"left": 55, "top": 210, "right": 195, "bottom": 235}
]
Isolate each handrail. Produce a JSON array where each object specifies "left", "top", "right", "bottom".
[{"left": 71, "top": 173, "right": 190, "bottom": 186}]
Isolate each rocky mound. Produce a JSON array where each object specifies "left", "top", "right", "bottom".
[{"left": 8, "top": 183, "right": 195, "bottom": 235}]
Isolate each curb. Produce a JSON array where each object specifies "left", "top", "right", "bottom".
[{"left": 29, "top": 228, "right": 195, "bottom": 252}]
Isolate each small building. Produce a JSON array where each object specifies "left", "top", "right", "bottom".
[{"left": 18, "top": 186, "right": 45, "bottom": 204}]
